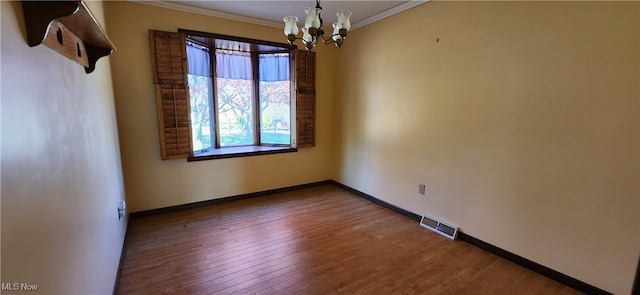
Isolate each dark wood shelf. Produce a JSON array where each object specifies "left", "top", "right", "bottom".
[{"left": 22, "top": 1, "right": 116, "bottom": 73}]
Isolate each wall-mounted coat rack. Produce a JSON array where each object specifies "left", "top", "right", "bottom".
[{"left": 22, "top": 1, "right": 116, "bottom": 74}]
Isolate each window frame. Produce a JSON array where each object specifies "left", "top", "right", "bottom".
[
  {"left": 186, "top": 39, "right": 216, "bottom": 153},
  {"left": 181, "top": 29, "right": 296, "bottom": 158},
  {"left": 149, "top": 29, "right": 315, "bottom": 161}
]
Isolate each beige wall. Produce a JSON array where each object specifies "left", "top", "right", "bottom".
[
  {"left": 103, "top": 2, "right": 335, "bottom": 213},
  {"left": 333, "top": 1, "right": 639, "bottom": 294},
  {"left": 1, "top": 1, "right": 127, "bottom": 294}
]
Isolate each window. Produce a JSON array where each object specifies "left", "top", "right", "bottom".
[
  {"left": 186, "top": 38, "right": 292, "bottom": 154},
  {"left": 149, "top": 30, "right": 316, "bottom": 161}
]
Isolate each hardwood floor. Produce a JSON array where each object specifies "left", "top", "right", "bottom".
[{"left": 117, "top": 184, "right": 583, "bottom": 295}]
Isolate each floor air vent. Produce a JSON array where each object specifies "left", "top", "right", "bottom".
[{"left": 420, "top": 215, "right": 458, "bottom": 240}]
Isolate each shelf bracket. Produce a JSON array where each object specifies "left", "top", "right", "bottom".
[
  {"left": 21, "top": 1, "right": 116, "bottom": 74},
  {"left": 22, "top": 1, "right": 79, "bottom": 46}
]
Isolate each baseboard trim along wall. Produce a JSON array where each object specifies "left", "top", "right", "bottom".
[
  {"left": 123, "top": 180, "right": 613, "bottom": 295},
  {"left": 330, "top": 180, "right": 612, "bottom": 295},
  {"left": 129, "top": 180, "right": 333, "bottom": 219},
  {"left": 631, "top": 257, "right": 639, "bottom": 295},
  {"left": 330, "top": 181, "right": 422, "bottom": 222},
  {"left": 113, "top": 218, "right": 129, "bottom": 295},
  {"left": 457, "top": 232, "right": 612, "bottom": 295}
]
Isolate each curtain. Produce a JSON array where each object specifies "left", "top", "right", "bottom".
[
  {"left": 187, "top": 44, "right": 290, "bottom": 82},
  {"left": 186, "top": 42, "right": 211, "bottom": 77},
  {"left": 259, "top": 54, "right": 290, "bottom": 82},
  {"left": 216, "top": 51, "right": 252, "bottom": 80}
]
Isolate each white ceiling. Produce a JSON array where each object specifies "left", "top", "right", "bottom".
[{"left": 138, "top": 1, "right": 429, "bottom": 30}]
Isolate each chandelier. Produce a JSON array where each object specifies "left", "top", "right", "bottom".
[{"left": 283, "top": 0, "right": 352, "bottom": 51}]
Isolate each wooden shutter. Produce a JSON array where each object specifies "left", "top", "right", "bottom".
[
  {"left": 150, "top": 30, "right": 188, "bottom": 85},
  {"left": 295, "top": 50, "right": 316, "bottom": 148},
  {"left": 149, "top": 30, "right": 192, "bottom": 160}
]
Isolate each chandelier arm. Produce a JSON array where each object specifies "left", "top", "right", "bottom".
[
  {"left": 320, "top": 35, "right": 338, "bottom": 44},
  {"left": 316, "top": 0, "right": 324, "bottom": 29},
  {"left": 289, "top": 36, "right": 319, "bottom": 46},
  {"left": 304, "top": 36, "right": 319, "bottom": 47}
]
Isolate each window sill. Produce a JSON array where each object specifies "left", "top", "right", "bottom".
[{"left": 187, "top": 146, "right": 297, "bottom": 161}]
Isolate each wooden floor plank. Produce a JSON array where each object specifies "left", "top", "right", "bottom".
[{"left": 117, "top": 184, "right": 583, "bottom": 295}]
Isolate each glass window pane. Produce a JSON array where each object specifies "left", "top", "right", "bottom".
[
  {"left": 259, "top": 53, "right": 291, "bottom": 145},
  {"left": 217, "top": 77, "right": 254, "bottom": 146},
  {"left": 216, "top": 50, "right": 255, "bottom": 147},
  {"left": 188, "top": 74, "right": 213, "bottom": 152},
  {"left": 259, "top": 80, "right": 291, "bottom": 145}
]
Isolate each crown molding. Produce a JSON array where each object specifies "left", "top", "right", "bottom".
[
  {"left": 130, "top": 1, "right": 283, "bottom": 28},
  {"left": 131, "top": 0, "right": 429, "bottom": 31},
  {"left": 351, "top": 1, "right": 429, "bottom": 30}
]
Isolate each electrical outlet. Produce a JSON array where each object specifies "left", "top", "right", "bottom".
[
  {"left": 117, "top": 200, "right": 126, "bottom": 219},
  {"left": 418, "top": 184, "right": 426, "bottom": 195}
]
